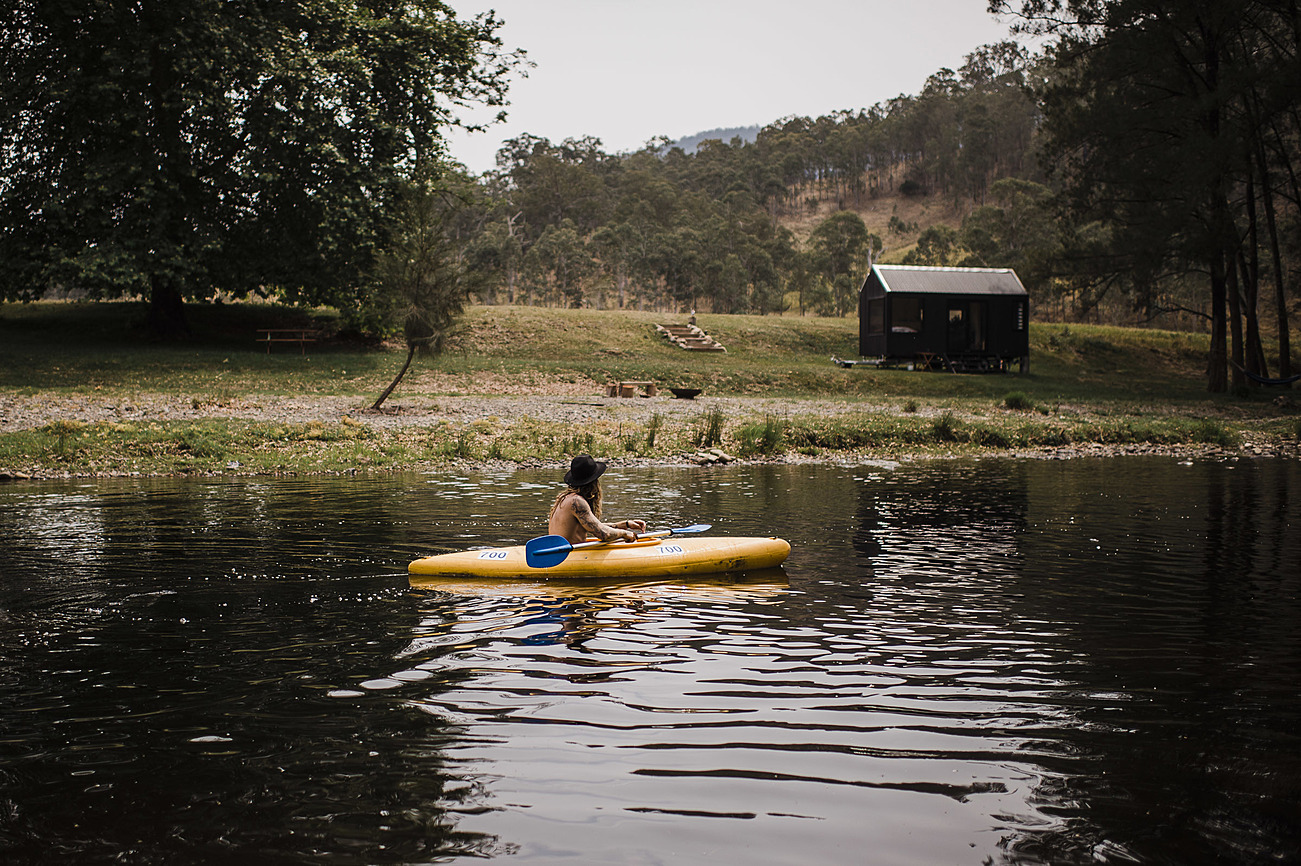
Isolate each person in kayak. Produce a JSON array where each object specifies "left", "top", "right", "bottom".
[{"left": 548, "top": 454, "right": 647, "bottom": 545}]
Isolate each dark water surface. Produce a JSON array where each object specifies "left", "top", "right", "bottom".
[{"left": 1, "top": 459, "right": 1298, "bottom": 865}]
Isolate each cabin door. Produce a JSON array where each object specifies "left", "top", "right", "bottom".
[{"left": 946, "top": 301, "right": 987, "bottom": 354}]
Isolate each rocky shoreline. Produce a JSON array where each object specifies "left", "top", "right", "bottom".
[{"left": 1, "top": 390, "right": 1296, "bottom": 482}]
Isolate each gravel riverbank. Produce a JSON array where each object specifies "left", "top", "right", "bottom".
[
  {"left": 0, "top": 390, "right": 877, "bottom": 431},
  {"left": 2, "top": 389, "right": 1296, "bottom": 481}
]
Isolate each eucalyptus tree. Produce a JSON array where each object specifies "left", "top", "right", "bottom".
[
  {"left": 901, "top": 225, "right": 962, "bottom": 267},
  {"left": 524, "top": 219, "right": 593, "bottom": 308},
  {"left": 959, "top": 178, "right": 1060, "bottom": 294},
  {"left": 592, "top": 168, "right": 676, "bottom": 310},
  {"left": 955, "top": 42, "right": 1040, "bottom": 200},
  {"left": 902, "top": 70, "right": 963, "bottom": 196},
  {"left": 497, "top": 134, "right": 614, "bottom": 240},
  {"left": 693, "top": 191, "right": 792, "bottom": 314},
  {"left": 652, "top": 226, "right": 706, "bottom": 312},
  {"left": 679, "top": 138, "right": 750, "bottom": 201},
  {"left": 755, "top": 118, "right": 814, "bottom": 213},
  {"left": 809, "top": 211, "right": 878, "bottom": 316},
  {"left": 991, "top": 0, "right": 1300, "bottom": 390},
  {"left": 0, "top": 0, "right": 519, "bottom": 336}
]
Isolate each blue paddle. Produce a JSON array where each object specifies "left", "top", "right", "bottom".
[{"left": 524, "top": 524, "right": 712, "bottom": 569}]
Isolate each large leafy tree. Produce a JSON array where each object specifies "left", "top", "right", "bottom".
[
  {"left": 959, "top": 177, "right": 1060, "bottom": 295},
  {"left": 991, "top": 0, "right": 1300, "bottom": 390},
  {"left": 0, "top": 0, "right": 518, "bottom": 335},
  {"left": 525, "top": 218, "right": 593, "bottom": 308},
  {"left": 808, "top": 210, "right": 879, "bottom": 316}
]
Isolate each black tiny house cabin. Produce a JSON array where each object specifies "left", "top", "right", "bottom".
[{"left": 858, "top": 265, "right": 1029, "bottom": 372}]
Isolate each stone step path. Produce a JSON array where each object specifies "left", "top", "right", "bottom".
[{"left": 655, "top": 323, "right": 726, "bottom": 352}]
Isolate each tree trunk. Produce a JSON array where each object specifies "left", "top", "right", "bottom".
[
  {"left": 147, "top": 277, "right": 190, "bottom": 340},
  {"left": 1208, "top": 249, "right": 1229, "bottom": 393},
  {"left": 1227, "top": 251, "right": 1244, "bottom": 391},
  {"left": 1258, "top": 138, "right": 1293, "bottom": 382},
  {"left": 1242, "top": 175, "right": 1267, "bottom": 380},
  {"left": 372, "top": 343, "right": 417, "bottom": 411},
  {"left": 1238, "top": 250, "right": 1268, "bottom": 378}
]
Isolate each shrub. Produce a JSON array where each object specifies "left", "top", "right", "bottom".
[
  {"left": 737, "top": 415, "right": 785, "bottom": 456},
  {"left": 931, "top": 411, "right": 960, "bottom": 442},
  {"left": 621, "top": 428, "right": 641, "bottom": 453},
  {"left": 438, "top": 427, "right": 479, "bottom": 459},
  {"left": 903, "top": 399, "right": 918, "bottom": 414},
  {"left": 646, "top": 412, "right": 663, "bottom": 450},
  {"left": 44, "top": 420, "right": 86, "bottom": 457},
  {"left": 175, "top": 428, "right": 228, "bottom": 460},
  {"left": 1003, "top": 391, "right": 1033, "bottom": 411},
  {"left": 973, "top": 425, "right": 1010, "bottom": 448},
  {"left": 693, "top": 408, "right": 726, "bottom": 448},
  {"left": 562, "top": 432, "right": 595, "bottom": 455},
  {"left": 1192, "top": 419, "right": 1237, "bottom": 448}
]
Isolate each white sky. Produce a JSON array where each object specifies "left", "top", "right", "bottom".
[{"left": 445, "top": 0, "right": 1025, "bottom": 174}]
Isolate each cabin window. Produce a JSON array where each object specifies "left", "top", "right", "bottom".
[
  {"left": 867, "top": 298, "right": 884, "bottom": 335},
  {"left": 891, "top": 296, "right": 923, "bottom": 333}
]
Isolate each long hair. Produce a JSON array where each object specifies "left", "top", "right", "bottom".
[{"left": 549, "top": 479, "right": 601, "bottom": 520}]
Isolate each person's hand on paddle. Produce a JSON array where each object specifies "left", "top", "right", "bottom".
[{"left": 613, "top": 519, "right": 646, "bottom": 541}]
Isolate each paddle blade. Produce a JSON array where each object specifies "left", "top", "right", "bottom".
[
  {"left": 668, "top": 523, "right": 711, "bottom": 535},
  {"left": 524, "top": 534, "right": 573, "bottom": 569}
]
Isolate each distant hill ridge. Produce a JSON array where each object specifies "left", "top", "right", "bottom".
[{"left": 673, "top": 125, "right": 761, "bottom": 153}]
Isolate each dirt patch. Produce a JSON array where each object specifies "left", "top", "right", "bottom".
[{"left": 0, "top": 390, "right": 875, "bottom": 432}]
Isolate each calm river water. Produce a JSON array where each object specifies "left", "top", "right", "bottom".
[{"left": 1, "top": 458, "right": 1298, "bottom": 865}]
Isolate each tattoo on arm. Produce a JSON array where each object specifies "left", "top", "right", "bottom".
[{"left": 570, "top": 497, "right": 617, "bottom": 540}]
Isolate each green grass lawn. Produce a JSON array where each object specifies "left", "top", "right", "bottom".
[
  {"left": 2, "top": 300, "right": 1297, "bottom": 476},
  {"left": 0, "top": 300, "right": 1222, "bottom": 401}
]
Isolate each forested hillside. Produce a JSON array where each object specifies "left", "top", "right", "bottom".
[
  {"left": 447, "top": 4, "right": 1299, "bottom": 392},
  {"left": 452, "top": 42, "right": 1045, "bottom": 321}
]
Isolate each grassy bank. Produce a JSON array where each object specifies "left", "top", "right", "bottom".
[
  {"left": 0, "top": 300, "right": 1227, "bottom": 402},
  {"left": 4, "top": 408, "right": 1276, "bottom": 478},
  {"left": 2, "top": 301, "right": 1298, "bottom": 477}
]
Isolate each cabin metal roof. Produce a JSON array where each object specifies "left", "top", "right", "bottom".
[{"left": 871, "top": 265, "right": 1028, "bottom": 296}]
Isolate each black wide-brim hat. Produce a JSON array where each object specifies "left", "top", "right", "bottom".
[{"left": 565, "top": 454, "right": 607, "bottom": 487}]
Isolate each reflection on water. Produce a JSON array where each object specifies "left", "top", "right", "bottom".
[{"left": 0, "top": 460, "right": 1297, "bottom": 864}]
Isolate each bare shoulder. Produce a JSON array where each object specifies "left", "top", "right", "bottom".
[{"left": 567, "top": 494, "right": 595, "bottom": 518}]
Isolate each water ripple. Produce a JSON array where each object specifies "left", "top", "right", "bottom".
[{"left": 2, "top": 461, "right": 1298, "bottom": 865}]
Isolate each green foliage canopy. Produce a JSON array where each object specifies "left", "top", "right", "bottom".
[
  {"left": 808, "top": 211, "right": 880, "bottom": 316},
  {"left": 992, "top": 0, "right": 1301, "bottom": 389},
  {"left": 0, "top": 0, "right": 519, "bottom": 330}
]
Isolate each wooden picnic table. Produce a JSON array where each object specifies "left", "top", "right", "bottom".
[
  {"left": 256, "top": 328, "right": 321, "bottom": 354},
  {"left": 607, "top": 380, "right": 658, "bottom": 397}
]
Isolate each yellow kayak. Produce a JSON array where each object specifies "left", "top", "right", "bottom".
[
  {"left": 408, "top": 535, "right": 790, "bottom": 580},
  {"left": 407, "top": 567, "right": 791, "bottom": 598}
]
